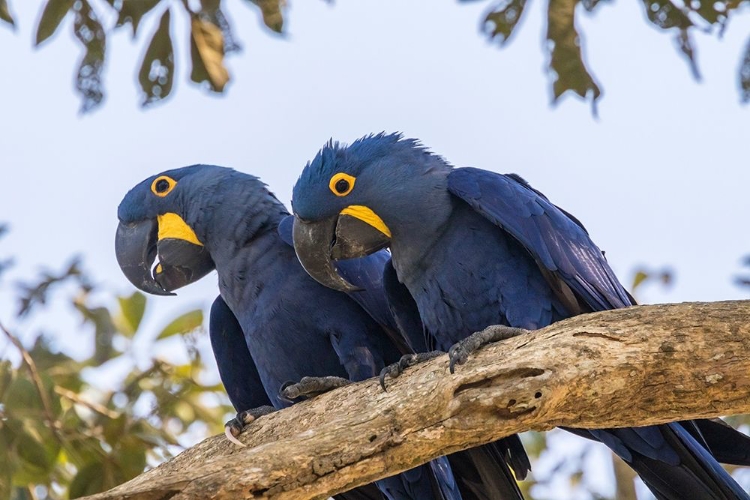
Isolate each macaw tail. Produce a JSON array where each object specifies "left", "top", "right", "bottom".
[
  {"left": 588, "top": 423, "right": 749, "bottom": 500},
  {"left": 376, "top": 457, "right": 462, "bottom": 500},
  {"left": 435, "top": 435, "right": 529, "bottom": 500}
]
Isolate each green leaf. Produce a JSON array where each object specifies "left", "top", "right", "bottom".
[
  {"left": 75, "top": 300, "right": 118, "bottom": 365},
  {"left": 114, "top": 435, "right": 147, "bottom": 480},
  {"left": 546, "top": 0, "right": 601, "bottom": 112},
  {"left": 69, "top": 461, "right": 106, "bottom": 499},
  {"left": 138, "top": 8, "right": 174, "bottom": 107},
  {"left": 73, "top": 0, "right": 107, "bottom": 113},
  {"left": 482, "top": 0, "right": 527, "bottom": 45},
  {"left": 0, "top": 0, "right": 15, "bottom": 28},
  {"left": 246, "top": 0, "right": 285, "bottom": 33},
  {"left": 3, "top": 377, "right": 43, "bottom": 414},
  {"left": 14, "top": 421, "right": 61, "bottom": 483},
  {"left": 117, "top": 291, "right": 147, "bottom": 336},
  {"left": 190, "top": 15, "right": 229, "bottom": 92},
  {"left": 35, "top": 0, "right": 74, "bottom": 46},
  {"left": 0, "top": 360, "right": 13, "bottom": 401},
  {"left": 157, "top": 309, "right": 203, "bottom": 339}
]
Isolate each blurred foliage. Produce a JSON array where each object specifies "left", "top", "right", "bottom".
[
  {"left": 1, "top": 0, "right": 749, "bottom": 112},
  {"left": 734, "top": 255, "right": 750, "bottom": 289},
  {"left": 0, "top": 256, "right": 231, "bottom": 499},
  {"left": 474, "top": 0, "right": 750, "bottom": 111}
]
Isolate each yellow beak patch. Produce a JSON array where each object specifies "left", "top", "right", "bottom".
[
  {"left": 340, "top": 205, "right": 392, "bottom": 238},
  {"left": 157, "top": 213, "right": 203, "bottom": 246}
]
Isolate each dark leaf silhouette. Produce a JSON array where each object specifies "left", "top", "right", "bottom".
[
  {"left": 72, "top": 0, "right": 106, "bottom": 112},
  {"left": 35, "top": 0, "right": 74, "bottom": 45},
  {"left": 0, "top": 0, "right": 14, "bottom": 27},
  {"left": 482, "top": 0, "right": 527, "bottom": 45},
  {"left": 16, "top": 257, "right": 84, "bottom": 317},
  {"left": 546, "top": 0, "right": 601, "bottom": 111},
  {"left": 105, "top": 0, "right": 161, "bottom": 37},
  {"left": 740, "top": 37, "right": 750, "bottom": 103},
  {"left": 640, "top": 0, "right": 700, "bottom": 78},
  {"left": 138, "top": 8, "right": 174, "bottom": 106}
]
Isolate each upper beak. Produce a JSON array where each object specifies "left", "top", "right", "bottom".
[
  {"left": 115, "top": 218, "right": 215, "bottom": 295},
  {"left": 292, "top": 212, "right": 391, "bottom": 293},
  {"left": 115, "top": 219, "right": 173, "bottom": 296}
]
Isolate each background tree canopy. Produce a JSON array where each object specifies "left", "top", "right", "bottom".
[{"left": 0, "top": 0, "right": 748, "bottom": 112}]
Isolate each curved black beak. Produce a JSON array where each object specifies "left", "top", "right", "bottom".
[
  {"left": 292, "top": 214, "right": 391, "bottom": 293},
  {"left": 115, "top": 220, "right": 215, "bottom": 295},
  {"left": 153, "top": 238, "right": 215, "bottom": 292},
  {"left": 115, "top": 220, "right": 173, "bottom": 296}
]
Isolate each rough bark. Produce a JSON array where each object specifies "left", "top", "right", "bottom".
[{"left": 84, "top": 300, "right": 750, "bottom": 500}]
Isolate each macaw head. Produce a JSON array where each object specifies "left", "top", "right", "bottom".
[
  {"left": 116, "top": 164, "right": 284, "bottom": 295},
  {"left": 291, "top": 132, "right": 452, "bottom": 292}
]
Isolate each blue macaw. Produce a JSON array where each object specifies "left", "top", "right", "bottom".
[
  {"left": 290, "top": 133, "right": 750, "bottom": 500},
  {"left": 114, "top": 165, "right": 521, "bottom": 500}
]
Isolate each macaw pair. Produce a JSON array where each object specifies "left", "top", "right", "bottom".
[
  {"left": 115, "top": 166, "right": 523, "bottom": 500},
  {"left": 116, "top": 134, "right": 750, "bottom": 500}
]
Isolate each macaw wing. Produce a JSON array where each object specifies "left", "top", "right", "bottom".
[
  {"left": 447, "top": 168, "right": 634, "bottom": 312},
  {"left": 209, "top": 295, "right": 272, "bottom": 412}
]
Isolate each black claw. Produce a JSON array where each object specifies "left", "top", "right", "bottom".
[
  {"left": 379, "top": 365, "right": 399, "bottom": 391},
  {"left": 278, "top": 380, "right": 297, "bottom": 404}
]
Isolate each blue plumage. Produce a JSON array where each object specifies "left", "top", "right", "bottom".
[
  {"left": 117, "top": 165, "right": 515, "bottom": 500},
  {"left": 291, "top": 133, "right": 750, "bottom": 500}
]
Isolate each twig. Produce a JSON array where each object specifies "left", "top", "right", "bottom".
[
  {"left": 0, "top": 322, "right": 62, "bottom": 440},
  {"left": 54, "top": 386, "right": 120, "bottom": 420}
]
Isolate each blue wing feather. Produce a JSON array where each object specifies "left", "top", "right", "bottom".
[
  {"left": 447, "top": 168, "right": 633, "bottom": 311},
  {"left": 209, "top": 295, "right": 273, "bottom": 412}
]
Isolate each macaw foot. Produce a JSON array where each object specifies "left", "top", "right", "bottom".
[
  {"left": 448, "top": 325, "right": 528, "bottom": 374},
  {"left": 279, "top": 376, "right": 351, "bottom": 403},
  {"left": 224, "top": 405, "right": 276, "bottom": 447},
  {"left": 378, "top": 351, "right": 444, "bottom": 391}
]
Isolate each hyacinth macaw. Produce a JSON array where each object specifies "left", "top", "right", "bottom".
[
  {"left": 290, "top": 133, "right": 750, "bottom": 500},
  {"left": 114, "top": 165, "right": 524, "bottom": 500}
]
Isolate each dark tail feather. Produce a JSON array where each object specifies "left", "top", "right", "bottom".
[
  {"left": 601, "top": 423, "right": 748, "bottom": 500},
  {"left": 446, "top": 437, "right": 528, "bottom": 500},
  {"left": 376, "top": 458, "right": 461, "bottom": 500},
  {"left": 683, "top": 419, "right": 750, "bottom": 467},
  {"left": 336, "top": 484, "right": 386, "bottom": 500}
]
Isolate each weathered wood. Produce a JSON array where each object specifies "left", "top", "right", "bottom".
[{"left": 83, "top": 300, "right": 750, "bottom": 500}]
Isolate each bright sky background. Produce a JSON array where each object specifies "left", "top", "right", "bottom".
[{"left": 1, "top": 1, "right": 749, "bottom": 498}]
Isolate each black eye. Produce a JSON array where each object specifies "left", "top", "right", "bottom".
[
  {"left": 335, "top": 179, "right": 350, "bottom": 194},
  {"left": 155, "top": 179, "right": 170, "bottom": 193}
]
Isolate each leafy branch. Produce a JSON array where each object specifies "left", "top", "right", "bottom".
[{"left": 1, "top": 0, "right": 748, "bottom": 112}]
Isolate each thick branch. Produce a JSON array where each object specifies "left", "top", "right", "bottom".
[{"left": 84, "top": 300, "right": 750, "bottom": 500}]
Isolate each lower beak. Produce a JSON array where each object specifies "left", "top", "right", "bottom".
[
  {"left": 153, "top": 238, "right": 214, "bottom": 291},
  {"left": 292, "top": 214, "right": 391, "bottom": 293},
  {"left": 115, "top": 220, "right": 214, "bottom": 295}
]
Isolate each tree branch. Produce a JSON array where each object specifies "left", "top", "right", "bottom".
[{"left": 83, "top": 300, "right": 750, "bottom": 500}]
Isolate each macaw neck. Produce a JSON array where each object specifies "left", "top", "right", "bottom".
[
  {"left": 387, "top": 196, "right": 455, "bottom": 283},
  {"left": 210, "top": 226, "right": 296, "bottom": 314},
  {"left": 194, "top": 176, "right": 289, "bottom": 265}
]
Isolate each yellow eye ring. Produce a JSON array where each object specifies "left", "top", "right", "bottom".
[
  {"left": 329, "top": 173, "right": 356, "bottom": 197},
  {"left": 151, "top": 176, "right": 177, "bottom": 197}
]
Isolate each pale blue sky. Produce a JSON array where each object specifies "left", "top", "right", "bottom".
[{"left": 1, "top": 1, "right": 749, "bottom": 498}]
